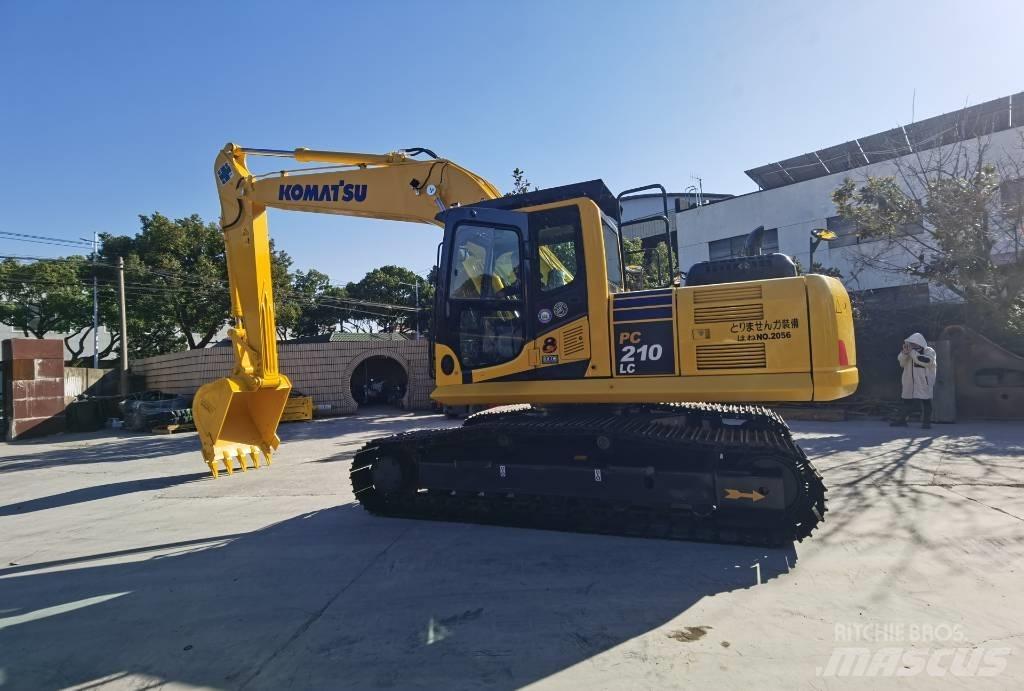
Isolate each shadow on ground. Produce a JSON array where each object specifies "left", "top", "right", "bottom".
[
  {"left": 795, "top": 421, "right": 1024, "bottom": 608},
  {"left": 278, "top": 408, "right": 453, "bottom": 442},
  {"left": 0, "top": 434, "right": 199, "bottom": 474},
  {"left": 0, "top": 411, "right": 451, "bottom": 475},
  {"left": 0, "top": 506, "right": 796, "bottom": 690},
  {"left": 0, "top": 472, "right": 209, "bottom": 516}
]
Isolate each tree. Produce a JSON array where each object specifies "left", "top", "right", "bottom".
[
  {"left": 0, "top": 257, "right": 105, "bottom": 362},
  {"left": 832, "top": 135, "right": 1024, "bottom": 342},
  {"left": 792, "top": 257, "right": 844, "bottom": 279},
  {"left": 622, "top": 238, "right": 672, "bottom": 289},
  {"left": 271, "top": 242, "right": 298, "bottom": 340},
  {"left": 0, "top": 257, "right": 113, "bottom": 363},
  {"left": 345, "top": 265, "right": 432, "bottom": 333},
  {"left": 99, "top": 213, "right": 232, "bottom": 356},
  {"left": 506, "top": 168, "right": 538, "bottom": 196},
  {"left": 280, "top": 269, "right": 354, "bottom": 338}
]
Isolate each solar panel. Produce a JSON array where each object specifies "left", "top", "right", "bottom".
[
  {"left": 742, "top": 93, "right": 1018, "bottom": 190},
  {"left": 857, "top": 128, "right": 911, "bottom": 163},
  {"left": 743, "top": 164, "right": 786, "bottom": 190},
  {"left": 814, "top": 141, "right": 868, "bottom": 173},
  {"left": 956, "top": 96, "right": 1012, "bottom": 139},
  {"left": 905, "top": 111, "right": 962, "bottom": 150},
  {"left": 776, "top": 153, "right": 828, "bottom": 183}
]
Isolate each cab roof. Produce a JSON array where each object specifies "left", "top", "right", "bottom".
[{"left": 463, "top": 179, "right": 619, "bottom": 220}]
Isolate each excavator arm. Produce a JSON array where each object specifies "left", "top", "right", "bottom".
[{"left": 194, "top": 143, "right": 500, "bottom": 476}]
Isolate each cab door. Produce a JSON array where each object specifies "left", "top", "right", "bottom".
[{"left": 435, "top": 207, "right": 532, "bottom": 381}]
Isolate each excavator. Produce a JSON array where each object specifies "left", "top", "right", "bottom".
[{"left": 193, "top": 143, "right": 857, "bottom": 545}]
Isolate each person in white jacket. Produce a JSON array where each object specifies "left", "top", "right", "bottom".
[{"left": 890, "top": 332, "right": 937, "bottom": 429}]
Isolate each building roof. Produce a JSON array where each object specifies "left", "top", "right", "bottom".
[{"left": 746, "top": 92, "right": 1024, "bottom": 191}]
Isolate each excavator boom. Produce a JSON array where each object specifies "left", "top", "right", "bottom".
[{"left": 194, "top": 144, "right": 500, "bottom": 476}]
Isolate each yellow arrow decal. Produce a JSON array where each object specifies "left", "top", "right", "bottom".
[{"left": 724, "top": 488, "right": 766, "bottom": 502}]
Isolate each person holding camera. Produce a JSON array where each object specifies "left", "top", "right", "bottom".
[{"left": 890, "top": 332, "right": 937, "bottom": 429}]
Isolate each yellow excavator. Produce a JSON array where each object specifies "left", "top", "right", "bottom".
[{"left": 194, "top": 143, "right": 857, "bottom": 545}]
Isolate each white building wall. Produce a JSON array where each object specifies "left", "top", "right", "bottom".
[
  {"left": 676, "top": 126, "right": 1024, "bottom": 294},
  {"left": 619, "top": 193, "right": 731, "bottom": 240}
]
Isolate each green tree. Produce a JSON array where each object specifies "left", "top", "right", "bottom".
[
  {"left": 506, "top": 168, "right": 538, "bottom": 196},
  {"left": 832, "top": 137, "right": 1024, "bottom": 340},
  {"left": 0, "top": 256, "right": 106, "bottom": 362},
  {"left": 622, "top": 238, "right": 672, "bottom": 289},
  {"left": 345, "top": 265, "right": 432, "bottom": 333},
  {"left": 100, "top": 213, "right": 231, "bottom": 356},
  {"left": 282, "top": 269, "right": 354, "bottom": 338},
  {"left": 792, "top": 257, "right": 844, "bottom": 279},
  {"left": 271, "top": 242, "right": 298, "bottom": 340}
]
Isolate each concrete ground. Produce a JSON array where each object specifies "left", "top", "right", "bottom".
[{"left": 1, "top": 411, "right": 1022, "bottom": 690}]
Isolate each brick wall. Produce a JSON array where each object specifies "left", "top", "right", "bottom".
[
  {"left": 132, "top": 340, "right": 434, "bottom": 414},
  {"left": 3, "top": 338, "right": 66, "bottom": 440}
]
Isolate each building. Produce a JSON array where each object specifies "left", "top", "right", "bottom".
[
  {"left": 675, "top": 93, "right": 1024, "bottom": 302},
  {"left": 619, "top": 190, "right": 732, "bottom": 252}
]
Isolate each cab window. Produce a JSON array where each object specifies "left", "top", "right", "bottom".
[
  {"left": 603, "top": 220, "right": 623, "bottom": 292},
  {"left": 446, "top": 223, "right": 525, "bottom": 369},
  {"left": 448, "top": 224, "right": 521, "bottom": 299},
  {"left": 536, "top": 219, "right": 577, "bottom": 292}
]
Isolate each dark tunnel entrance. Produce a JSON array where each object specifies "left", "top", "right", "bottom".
[{"left": 350, "top": 356, "right": 408, "bottom": 409}]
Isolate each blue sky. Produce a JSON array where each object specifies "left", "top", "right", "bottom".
[{"left": 1, "top": 0, "right": 1020, "bottom": 284}]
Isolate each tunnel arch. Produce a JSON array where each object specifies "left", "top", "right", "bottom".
[{"left": 342, "top": 350, "right": 413, "bottom": 411}]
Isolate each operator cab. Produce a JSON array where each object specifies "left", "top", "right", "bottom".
[
  {"left": 431, "top": 179, "right": 682, "bottom": 381},
  {"left": 433, "top": 196, "right": 594, "bottom": 377}
]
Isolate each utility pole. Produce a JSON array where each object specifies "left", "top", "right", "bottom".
[
  {"left": 398, "top": 280, "right": 421, "bottom": 339},
  {"left": 118, "top": 256, "right": 129, "bottom": 396},
  {"left": 413, "top": 281, "right": 420, "bottom": 339},
  {"left": 92, "top": 231, "right": 99, "bottom": 368}
]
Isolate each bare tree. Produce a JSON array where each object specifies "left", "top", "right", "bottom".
[{"left": 832, "top": 132, "right": 1024, "bottom": 340}]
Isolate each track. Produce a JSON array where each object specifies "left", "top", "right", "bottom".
[{"left": 350, "top": 403, "right": 826, "bottom": 546}]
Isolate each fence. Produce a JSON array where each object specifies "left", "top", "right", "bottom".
[
  {"left": 63, "top": 367, "right": 120, "bottom": 404},
  {"left": 132, "top": 339, "right": 434, "bottom": 415}
]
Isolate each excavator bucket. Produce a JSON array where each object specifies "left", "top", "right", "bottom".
[{"left": 193, "top": 375, "right": 292, "bottom": 478}]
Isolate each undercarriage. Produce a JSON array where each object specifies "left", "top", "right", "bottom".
[{"left": 351, "top": 403, "right": 826, "bottom": 546}]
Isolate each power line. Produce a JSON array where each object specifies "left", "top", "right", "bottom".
[
  {"left": 0, "top": 231, "right": 94, "bottom": 248},
  {"left": 0, "top": 253, "right": 107, "bottom": 264},
  {"left": 0, "top": 256, "right": 420, "bottom": 313},
  {"left": 0, "top": 276, "right": 413, "bottom": 322},
  {"left": 0, "top": 237, "right": 95, "bottom": 250}
]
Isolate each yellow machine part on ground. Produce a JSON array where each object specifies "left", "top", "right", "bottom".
[{"left": 281, "top": 396, "right": 314, "bottom": 422}]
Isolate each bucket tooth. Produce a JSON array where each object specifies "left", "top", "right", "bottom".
[
  {"left": 207, "top": 461, "right": 220, "bottom": 479},
  {"left": 247, "top": 448, "right": 261, "bottom": 469}
]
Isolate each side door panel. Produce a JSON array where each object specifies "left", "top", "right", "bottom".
[{"left": 435, "top": 207, "right": 532, "bottom": 382}]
